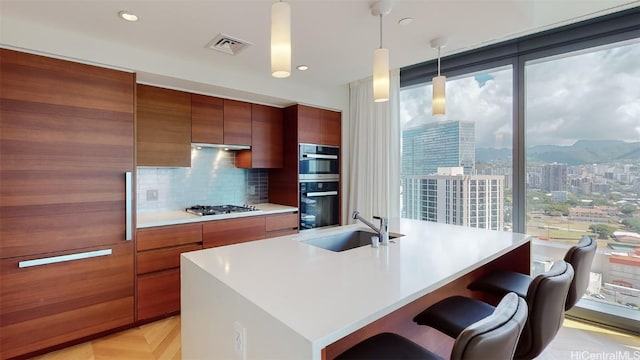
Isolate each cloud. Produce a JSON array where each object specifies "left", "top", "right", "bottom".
[{"left": 400, "top": 40, "right": 640, "bottom": 148}]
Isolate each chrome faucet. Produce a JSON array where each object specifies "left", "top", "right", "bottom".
[{"left": 352, "top": 210, "right": 389, "bottom": 246}]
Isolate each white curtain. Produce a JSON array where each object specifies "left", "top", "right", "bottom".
[{"left": 347, "top": 69, "right": 400, "bottom": 223}]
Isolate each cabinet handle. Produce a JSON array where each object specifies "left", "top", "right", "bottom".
[
  {"left": 125, "top": 171, "right": 132, "bottom": 241},
  {"left": 18, "top": 249, "right": 112, "bottom": 268}
]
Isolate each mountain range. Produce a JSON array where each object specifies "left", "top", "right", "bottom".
[{"left": 476, "top": 140, "right": 640, "bottom": 165}]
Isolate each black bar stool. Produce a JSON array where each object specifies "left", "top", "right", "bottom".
[
  {"left": 467, "top": 235, "right": 596, "bottom": 311},
  {"left": 335, "top": 292, "right": 527, "bottom": 360},
  {"left": 413, "top": 260, "right": 574, "bottom": 360}
]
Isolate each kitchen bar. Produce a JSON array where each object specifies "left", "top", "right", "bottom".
[{"left": 181, "top": 218, "right": 531, "bottom": 360}]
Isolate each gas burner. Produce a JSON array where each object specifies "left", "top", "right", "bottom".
[{"left": 186, "top": 204, "right": 258, "bottom": 216}]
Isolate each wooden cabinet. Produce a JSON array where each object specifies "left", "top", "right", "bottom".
[
  {"left": 269, "top": 104, "right": 342, "bottom": 210},
  {"left": 320, "top": 109, "right": 341, "bottom": 146},
  {"left": 298, "top": 105, "right": 321, "bottom": 144},
  {"left": 0, "top": 244, "right": 133, "bottom": 359},
  {"left": 0, "top": 49, "right": 135, "bottom": 359},
  {"left": 191, "top": 96, "right": 253, "bottom": 147},
  {"left": 1, "top": 243, "right": 134, "bottom": 359},
  {"left": 137, "top": 84, "right": 192, "bottom": 167},
  {"left": 297, "top": 105, "right": 341, "bottom": 146},
  {"left": 136, "top": 223, "right": 202, "bottom": 321},
  {"left": 223, "top": 99, "right": 252, "bottom": 146},
  {"left": 266, "top": 212, "right": 299, "bottom": 237},
  {"left": 236, "top": 104, "right": 283, "bottom": 168},
  {"left": 191, "top": 93, "right": 223, "bottom": 144},
  {"left": 203, "top": 216, "right": 266, "bottom": 248}
]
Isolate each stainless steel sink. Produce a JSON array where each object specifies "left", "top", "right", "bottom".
[{"left": 302, "top": 230, "right": 401, "bottom": 252}]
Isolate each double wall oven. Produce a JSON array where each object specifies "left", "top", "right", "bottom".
[{"left": 299, "top": 144, "right": 339, "bottom": 230}]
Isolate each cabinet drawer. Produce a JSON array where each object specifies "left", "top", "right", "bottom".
[
  {"left": 0, "top": 243, "right": 134, "bottom": 359},
  {"left": 137, "top": 243, "right": 202, "bottom": 275},
  {"left": 137, "top": 269, "right": 180, "bottom": 321},
  {"left": 203, "top": 216, "right": 266, "bottom": 248},
  {"left": 265, "top": 212, "right": 298, "bottom": 232},
  {"left": 265, "top": 228, "right": 299, "bottom": 238},
  {"left": 137, "top": 223, "right": 202, "bottom": 251}
]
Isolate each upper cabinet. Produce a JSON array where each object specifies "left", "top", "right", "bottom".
[
  {"left": 320, "top": 109, "right": 341, "bottom": 146},
  {"left": 191, "top": 96, "right": 252, "bottom": 147},
  {"left": 191, "top": 94, "right": 223, "bottom": 144},
  {"left": 297, "top": 105, "right": 341, "bottom": 146},
  {"left": 136, "top": 84, "right": 191, "bottom": 167},
  {"left": 236, "top": 104, "right": 283, "bottom": 168},
  {"left": 223, "top": 99, "right": 252, "bottom": 146}
]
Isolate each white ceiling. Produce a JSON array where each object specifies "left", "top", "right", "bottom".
[{"left": 1, "top": 0, "right": 638, "bottom": 105}]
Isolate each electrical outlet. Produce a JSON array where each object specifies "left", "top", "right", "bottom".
[
  {"left": 249, "top": 185, "right": 256, "bottom": 195},
  {"left": 146, "top": 189, "right": 158, "bottom": 201},
  {"left": 234, "top": 321, "right": 246, "bottom": 360}
]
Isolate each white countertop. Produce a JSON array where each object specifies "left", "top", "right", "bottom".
[
  {"left": 136, "top": 203, "right": 298, "bottom": 228},
  {"left": 181, "top": 218, "right": 531, "bottom": 356}
]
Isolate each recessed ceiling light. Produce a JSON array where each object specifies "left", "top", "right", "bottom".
[
  {"left": 296, "top": 65, "right": 309, "bottom": 71},
  {"left": 118, "top": 10, "right": 138, "bottom": 22},
  {"left": 398, "top": 17, "right": 413, "bottom": 25}
]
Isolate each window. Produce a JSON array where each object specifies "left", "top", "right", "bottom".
[
  {"left": 400, "top": 8, "right": 639, "bottom": 331},
  {"left": 400, "top": 66, "right": 513, "bottom": 232},
  {"left": 525, "top": 39, "right": 640, "bottom": 313}
]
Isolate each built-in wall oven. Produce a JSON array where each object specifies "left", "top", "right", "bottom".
[
  {"left": 300, "top": 180, "right": 339, "bottom": 230},
  {"left": 299, "top": 143, "right": 339, "bottom": 181},
  {"left": 299, "top": 143, "right": 340, "bottom": 230}
]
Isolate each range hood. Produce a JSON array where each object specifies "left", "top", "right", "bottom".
[{"left": 191, "top": 143, "right": 251, "bottom": 151}]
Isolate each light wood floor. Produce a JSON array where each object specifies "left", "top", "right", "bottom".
[{"left": 32, "top": 316, "right": 638, "bottom": 359}]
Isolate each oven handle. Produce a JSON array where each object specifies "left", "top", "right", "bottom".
[
  {"left": 302, "top": 154, "right": 338, "bottom": 160},
  {"left": 304, "top": 191, "right": 338, "bottom": 197}
]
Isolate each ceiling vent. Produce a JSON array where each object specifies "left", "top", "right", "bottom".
[{"left": 205, "top": 34, "right": 251, "bottom": 55}]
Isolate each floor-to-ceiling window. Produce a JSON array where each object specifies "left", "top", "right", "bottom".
[
  {"left": 400, "top": 66, "right": 514, "bottom": 231},
  {"left": 524, "top": 38, "right": 640, "bottom": 314},
  {"left": 400, "top": 8, "right": 639, "bottom": 332}
]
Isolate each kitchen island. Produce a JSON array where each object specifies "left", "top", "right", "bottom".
[{"left": 181, "top": 219, "right": 531, "bottom": 360}]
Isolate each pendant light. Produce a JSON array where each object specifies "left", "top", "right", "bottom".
[
  {"left": 271, "top": 1, "right": 291, "bottom": 78},
  {"left": 431, "top": 37, "right": 447, "bottom": 116},
  {"left": 371, "top": 1, "right": 392, "bottom": 103}
]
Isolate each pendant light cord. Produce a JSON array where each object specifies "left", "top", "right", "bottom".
[
  {"left": 437, "top": 46, "right": 441, "bottom": 76},
  {"left": 379, "top": 14, "right": 383, "bottom": 49}
]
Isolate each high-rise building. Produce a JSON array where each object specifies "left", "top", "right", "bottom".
[
  {"left": 402, "top": 120, "right": 475, "bottom": 176},
  {"left": 402, "top": 167, "right": 504, "bottom": 230},
  {"left": 542, "top": 163, "right": 568, "bottom": 191}
]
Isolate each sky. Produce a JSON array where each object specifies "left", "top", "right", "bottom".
[{"left": 399, "top": 39, "right": 640, "bottom": 148}]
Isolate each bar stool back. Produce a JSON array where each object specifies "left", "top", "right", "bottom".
[{"left": 335, "top": 292, "right": 528, "bottom": 360}]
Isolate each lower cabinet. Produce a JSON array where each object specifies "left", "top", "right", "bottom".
[
  {"left": 203, "top": 216, "right": 267, "bottom": 248},
  {"left": 135, "top": 213, "right": 298, "bottom": 323},
  {"left": 266, "top": 212, "right": 299, "bottom": 238},
  {"left": 0, "top": 242, "right": 134, "bottom": 360},
  {"left": 135, "top": 223, "right": 203, "bottom": 321},
  {"left": 137, "top": 269, "right": 181, "bottom": 321}
]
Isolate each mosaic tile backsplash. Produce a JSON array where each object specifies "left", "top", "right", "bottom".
[{"left": 137, "top": 147, "right": 268, "bottom": 213}]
